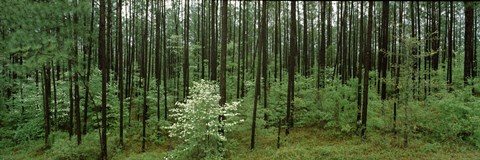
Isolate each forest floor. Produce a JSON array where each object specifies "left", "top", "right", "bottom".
[{"left": 1, "top": 126, "right": 479, "bottom": 160}]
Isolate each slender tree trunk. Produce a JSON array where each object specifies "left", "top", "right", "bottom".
[
  {"left": 210, "top": 0, "right": 217, "bottom": 81},
  {"left": 262, "top": 1, "right": 269, "bottom": 123},
  {"left": 236, "top": 1, "right": 243, "bottom": 99},
  {"left": 274, "top": 2, "right": 279, "bottom": 82},
  {"left": 303, "top": 1, "right": 309, "bottom": 77},
  {"left": 117, "top": 0, "right": 124, "bottom": 147},
  {"left": 447, "top": 1, "right": 453, "bottom": 87},
  {"left": 380, "top": 1, "right": 389, "bottom": 104},
  {"left": 84, "top": 0, "right": 95, "bottom": 135},
  {"left": 219, "top": 0, "right": 227, "bottom": 135},
  {"left": 183, "top": 0, "right": 190, "bottom": 99},
  {"left": 43, "top": 64, "right": 51, "bottom": 146},
  {"left": 142, "top": 0, "right": 149, "bottom": 152},
  {"left": 162, "top": 0, "right": 168, "bottom": 120},
  {"left": 68, "top": 57, "right": 74, "bottom": 140},
  {"left": 52, "top": 64, "right": 57, "bottom": 128},
  {"left": 106, "top": 0, "right": 112, "bottom": 82},
  {"left": 361, "top": 1, "right": 373, "bottom": 139},
  {"left": 318, "top": 1, "right": 326, "bottom": 89},
  {"left": 201, "top": 0, "right": 205, "bottom": 79},
  {"left": 241, "top": 1, "right": 247, "bottom": 98},
  {"left": 99, "top": 0, "right": 108, "bottom": 158},
  {"left": 287, "top": 0, "right": 297, "bottom": 135},
  {"left": 394, "top": 1, "right": 404, "bottom": 134},
  {"left": 251, "top": 0, "right": 266, "bottom": 149},
  {"left": 73, "top": 0, "right": 81, "bottom": 144},
  {"left": 356, "top": 1, "right": 364, "bottom": 129}
]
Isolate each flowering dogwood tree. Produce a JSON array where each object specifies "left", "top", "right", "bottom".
[{"left": 166, "top": 80, "right": 243, "bottom": 159}]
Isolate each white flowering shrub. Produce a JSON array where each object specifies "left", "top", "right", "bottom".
[{"left": 166, "top": 80, "right": 243, "bottom": 160}]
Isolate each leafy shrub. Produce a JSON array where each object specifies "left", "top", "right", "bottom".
[
  {"left": 165, "top": 80, "right": 243, "bottom": 159},
  {"left": 47, "top": 132, "right": 100, "bottom": 160}
]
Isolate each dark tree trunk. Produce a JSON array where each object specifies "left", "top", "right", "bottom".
[
  {"left": 262, "top": 1, "right": 269, "bottom": 123},
  {"left": 68, "top": 59, "right": 73, "bottom": 140},
  {"left": 142, "top": 0, "right": 149, "bottom": 152},
  {"left": 236, "top": 1, "right": 243, "bottom": 99},
  {"left": 356, "top": 1, "right": 364, "bottom": 129},
  {"left": 274, "top": 2, "right": 279, "bottom": 83},
  {"left": 73, "top": 0, "right": 81, "bottom": 144},
  {"left": 210, "top": 0, "right": 217, "bottom": 81},
  {"left": 106, "top": 0, "right": 112, "bottom": 82},
  {"left": 361, "top": 1, "right": 374, "bottom": 139},
  {"left": 287, "top": 0, "right": 297, "bottom": 135},
  {"left": 394, "top": 1, "right": 404, "bottom": 133},
  {"left": 201, "top": 0, "right": 205, "bottom": 79},
  {"left": 251, "top": 0, "right": 266, "bottom": 149},
  {"left": 303, "top": 1, "right": 309, "bottom": 77},
  {"left": 162, "top": 0, "right": 168, "bottom": 120},
  {"left": 99, "top": 0, "right": 108, "bottom": 158},
  {"left": 241, "top": 1, "right": 247, "bottom": 98},
  {"left": 84, "top": 0, "right": 95, "bottom": 135},
  {"left": 117, "top": 0, "right": 124, "bottom": 147},
  {"left": 43, "top": 64, "right": 51, "bottom": 146},
  {"left": 318, "top": 1, "right": 325, "bottom": 89},
  {"left": 155, "top": 0, "right": 161, "bottom": 122},
  {"left": 380, "top": 1, "right": 389, "bottom": 102},
  {"left": 183, "top": 0, "right": 190, "bottom": 99},
  {"left": 464, "top": 1, "right": 475, "bottom": 85},
  {"left": 220, "top": 0, "right": 227, "bottom": 135}
]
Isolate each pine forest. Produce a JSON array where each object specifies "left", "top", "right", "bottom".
[{"left": 0, "top": 1, "right": 480, "bottom": 159}]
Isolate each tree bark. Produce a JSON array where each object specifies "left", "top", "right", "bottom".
[
  {"left": 464, "top": 1, "right": 475, "bottom": 85},
  {"left": 99, "top": 0, "right": 108, "bottom": 158},
  {"left": 117, "top": 0, "right": 124, "bottom": 147},
  {"left": 183, "top": 0, "right": 190, "bottom": 99},
  {"left": 361, "top": 1, "right": 374, "bottom": 139},
  {"left": 142, "top": 0, "right": 149, "bottom": 152},
  {"left": 287, "top": 0, "right": 297, "bottom": 135}
]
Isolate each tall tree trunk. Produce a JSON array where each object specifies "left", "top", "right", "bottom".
[
  {"left": 287, "top": 0, "right": 297, "bottom": 135},
  {"left": 394, "top": 1, "right": 404, "bottom": 133},
  {"left": 201, "top": 0, "right": 205, "bottom": 79},
  {"left": 361, "top": 1, "right": 374, "bottom": 139},
  {"left": 183, "top": 0, "right": 189, "bottom": 99},
  {"left": 99, "top": 0, "right": 108, "bottom": 158},
  {"left": 155, "top": 0, "right": 161, "bottom": 122},
  {"left": 464, "top": 2, "right": 475, "bottom": 85},
  {"left": 142, "top": 0, "right": 149, "bottom": 152},
  {"left": 68, "top": 59, "right": 73, "bottom": 140},
  {"left": 73, "top": 0, "right": 81, "bottom": 145},
  {"left": 251, "top": 0, "right": 265, "bottom": 149},
  {"left": 117, "top": 0, "right": 124, "bottom": 147},
  {"left": 219, "top": 0, "right": 227, "bottom": 135},
  {"left": 274, "top": 2, "right": 279, "bottom": 83},
  {"left": 210, "top": 0, "right": 217, "bottom": 81},
  {"left": 43, "top": 64, "right": 51, "bottom": 146},
  {"left": 162, "top": 0, "right": 168, "bottom": 120},
  {"left": 262, "top": 1, "right": 269, "bottom": 123},
  {"left": 241, "top": 1, "right": 247, "bottom": 98},
  {"left": 380, "top": 1, "right": 389, "bottom": 103},
  {"left": 106, "top": 0, "right": 112, "bottom": 82},
  {"left": 356, "top": 1, "right": 364, "bottom": 129},
  {"left": 236, "top": 1, "right": 243, "bottom": 99},
  {"left": 84, "top": 0, "right": 95, "bottom": 135},
  {"left": 447, "top": 1, "right": 453, "bottom": 87},
  {"left": 303, "top": 1, "right": 309, "bottom": 77}
]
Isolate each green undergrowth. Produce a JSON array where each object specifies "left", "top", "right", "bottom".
[{"left": 1, "top": 125, "right": 479, "bottom": 160}]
